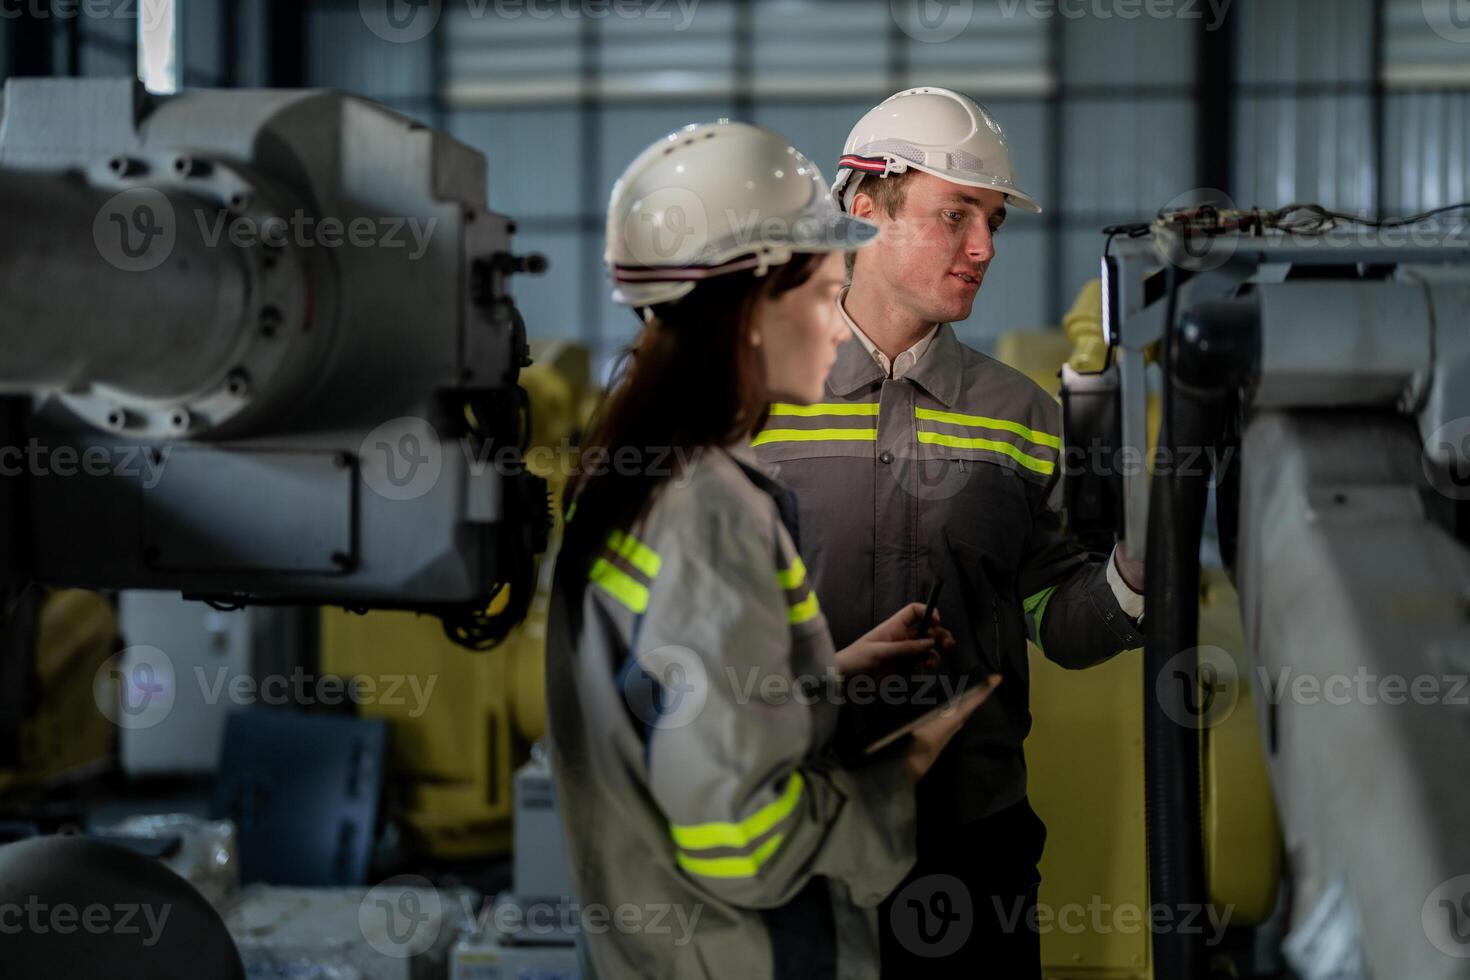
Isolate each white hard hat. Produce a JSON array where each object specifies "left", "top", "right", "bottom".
[
  {"left": 606, "top": 120, "right": 879, "bottom": 308},
  {"left": 832, "top": 86, "right": 1041, "bottom": 215}
]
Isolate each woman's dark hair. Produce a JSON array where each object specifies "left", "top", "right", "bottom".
[{"left": 560, "top": 253, "right": 824, "bottom": 579}]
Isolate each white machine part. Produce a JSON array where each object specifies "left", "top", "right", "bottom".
[
  {"left": 1065, "top": 215, "right": 1470, "bottom": 979},
  {"left": 0, "top": 78, "right": 548, "bottom": 644}
]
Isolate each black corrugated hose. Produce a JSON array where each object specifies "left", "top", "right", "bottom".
[{"left": 1143, "top": 276, "right": 1257, "bottom": 979}]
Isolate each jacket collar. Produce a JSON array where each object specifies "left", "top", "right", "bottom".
[
  {"left": 826, "top": 307, "right": 964, "bottom": 409},
  {"left": 902, "top": 321, "right": 964, "bottom": 408},
  {"left": 826, "top": 310, "right": 886, "bottom": 397}
]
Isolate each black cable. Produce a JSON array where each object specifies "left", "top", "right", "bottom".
[{"left": 1141, "top": 264, "right": 1210, "bottom": 980}]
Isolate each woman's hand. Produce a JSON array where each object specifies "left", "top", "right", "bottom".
[
  {"left": 905, "top": 675, "right": 1002, "bottom": 783},
  {"left": 833, "top": 601, "right": 955, "bottom": 676}
]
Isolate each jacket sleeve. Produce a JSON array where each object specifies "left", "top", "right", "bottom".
[
  {"left": 636, "top": 501, "right": 917, "bottom": 911},
  {"left": 1015, "top": 454, "right": 1143, "bottom": 670}
]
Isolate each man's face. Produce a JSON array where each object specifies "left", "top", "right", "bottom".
[{"left": 850, "top": 171, "right": 1007, "bottom": 325}]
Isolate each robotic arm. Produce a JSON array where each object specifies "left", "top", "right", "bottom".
[
  {"left": 1061, "top": 205, "right": 1470, "bottom": 979},
  {"left": 0, "top": 78, "right": 550, "bottom": 648}
]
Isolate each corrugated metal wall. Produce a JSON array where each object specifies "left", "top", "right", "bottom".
[
  {"left": 1382, "top": 0, "right": 1470, "bottom": 211},
  {"left": 1232, "top": 0, "right": 1378, "bottom": 212},
  {"left": 11, "top": 0, "right": 1459, "bottom": 370},
  {"left": 432, "top": 0, "right": 1062, "bottom": 368}
]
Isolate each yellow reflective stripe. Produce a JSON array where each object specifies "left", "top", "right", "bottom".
[
  {"left": 768, "top": 402, "right": 880, "bottom": 417},
  {"left": 917, "top": 430, "right": 1056, "bottom": 476},
  {"left": 776, "top": 556, "right": 807, "bottom": 591},
  {"left": 588, "top": 558, "right": 650, "bottom": 614},
  {"left": 787, "top": 591, "right": 821, "bottom": 625},
  {"left": 670, "top": 772, "right": 805, "bottom": 851},
  {"left": 1023, "top": 585, "right": 1059, "bottom": 650},
  {"left": 675, "top": 834, "right": 786, "bottom": 879},
  {"left": 606, "top": 529, "right": 661, "bottom": 579},
  {"left": 752, "top": 428, "right": 877, "bottom": 447},
  {"left": 914, "top": 407, "right": 1062, "bottom": 450}
]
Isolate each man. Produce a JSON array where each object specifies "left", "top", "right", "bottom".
[{"left": 752, "top": 87, "right": 1145, "bottom": 977}]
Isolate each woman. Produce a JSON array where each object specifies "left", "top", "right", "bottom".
[{"left": 546, "top": 121, "right": 999, "bottom": 979}]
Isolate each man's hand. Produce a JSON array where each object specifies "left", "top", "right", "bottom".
[
  {"left": 905, "top": 675, "right": 1002, "bottom": 783},
  {"left": 1113, "top": 546, "right": 1145, "bottom": 594},
  {"left": 833, "top": 601, "right": 956, "bottom": 676}
]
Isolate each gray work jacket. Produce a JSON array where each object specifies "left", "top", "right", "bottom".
[
  {"left": 754, "top": 322, "right": 1142, "bottom": 825},
  {"left": 546, "top": 442, "right": 917, "bottom": 979}
]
